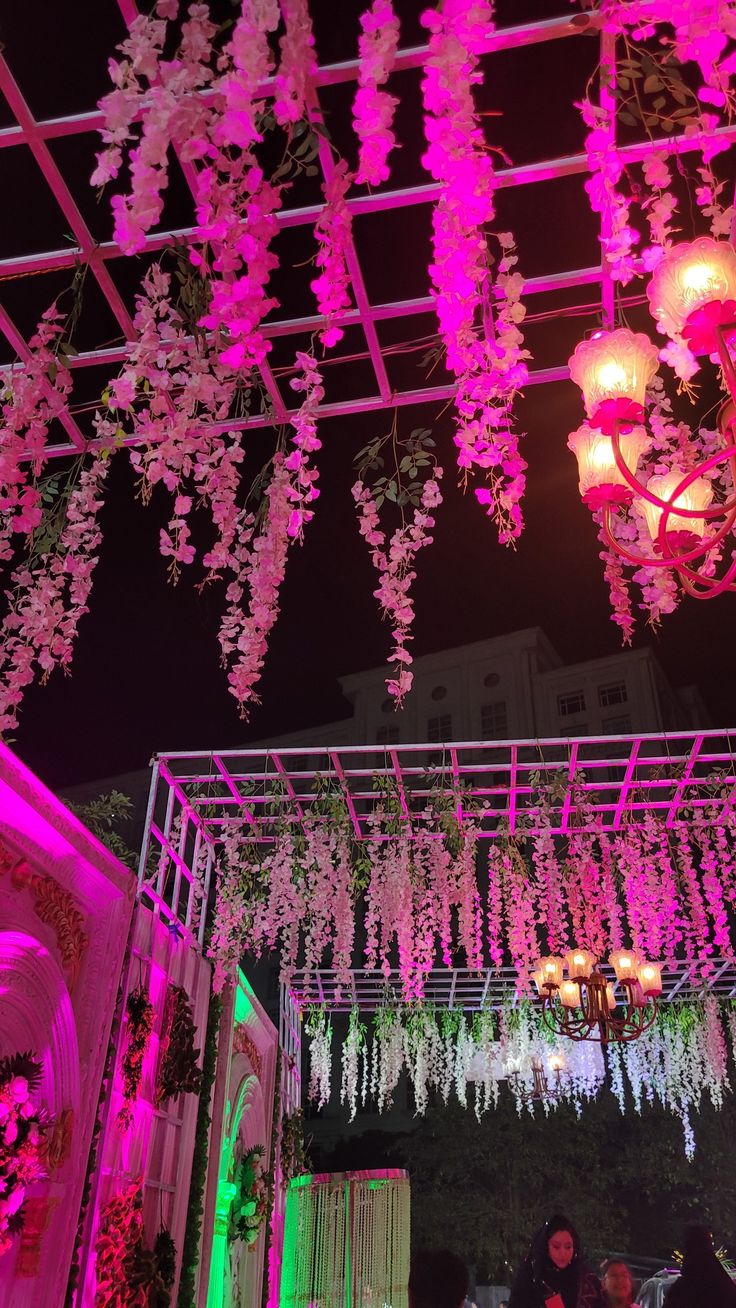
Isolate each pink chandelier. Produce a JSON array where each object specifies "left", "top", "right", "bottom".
[{"left": 568, "top": 238, "right": 736, "bottom": 600}]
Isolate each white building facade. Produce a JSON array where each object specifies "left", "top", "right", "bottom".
[{"left": 249, "top": 627, "right": 708, "bottom": 754}]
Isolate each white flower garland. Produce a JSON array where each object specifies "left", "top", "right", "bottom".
[{"left": 304, "top": 999, "right": 736, "bottom": 1155}]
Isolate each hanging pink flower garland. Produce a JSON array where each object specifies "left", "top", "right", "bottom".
[
  {"left": 420, "top": 1, "right": 529, "bottom": 543},
  {"left": 218, "top": 353, "right": 324, "bottom": 711},
  {"left": 311, "top": 160, "right": 354, "bottom": 348},
  {"left": 353, "top": 1, "right": 401, "bottom": 186},
  {"left": 273, "top": 0, "right": 317, "bottom": 126},
  {"left": 0, "top": 449, "right": 111, "bottom": 735},
  {"left": 353, "top": 459, "right": 443, "bottom": 705},
  {"left": 0, "top": 307, "right": 72, "bottom": 565}
]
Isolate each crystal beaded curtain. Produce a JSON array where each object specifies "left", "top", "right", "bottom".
[{"left": 280, "top": 1170, "right": 410, "bottom": 1308}]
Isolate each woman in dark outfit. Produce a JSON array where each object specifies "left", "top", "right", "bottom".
[
  {"left": 509, "top": 1215, "right": 604, "bottom": 1308},
  {"left": 664, "top": 1225, "right": 736, "bottom": 1307}
]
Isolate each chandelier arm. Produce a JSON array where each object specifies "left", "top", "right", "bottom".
[
  {"left": 600, "top": 507, "right": 709, "bottom": 570},
  {"left": 602, "top": 490, "right": 736, "bottom": 569},
  {"left": 611, "top": 425, "right": 736, "bottom": 522},
  {"left": 541, "top": 998, "right": 592, "bottom": 1041},
  {"left": 676, "top": 555, "right": 736, "bottom": 599}
]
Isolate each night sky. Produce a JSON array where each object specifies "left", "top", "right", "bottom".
[{"left": 1, "top": 0, "right": 735, "bottom": 792}]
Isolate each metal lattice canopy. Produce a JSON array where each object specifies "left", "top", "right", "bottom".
[
  {"left": 138, "top": 728, "right": 736, "bottom": 943},
  {"left": 3, "top": 4, "right": 736, "bottom": 454},
  {"left": 285, "top": 959, "right": 736, "bottom": 1012}
]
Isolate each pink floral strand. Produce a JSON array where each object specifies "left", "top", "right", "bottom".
[
  {"left": 455, "top": 825, "right": 484, "bottom": 972},
  {"left": 486, "top": 845, "right": 505, "bottom": 970},
  {"left": 353, "top": 1, "right": 400, "bottom": 186},
  {"left": 218, "top": 456, "right": 291, "bottom": 713},
  {"left": 0, "top": 450, "right": 112, "bottom": 735},
  {"left": 567, "top": 833, "right": 607, "bottom": 957},
  {"left": 595, "top": 513, "right": 635, "bottom": 644},
  {"left": 420, "top": 3, "right": 528, "bottom": 543},
  {"left": 578, "top": 64, "right": 639, "bottom": 286},
  {"left": 352, "top": 466, "right": 443, "bottom": 705},
  {"left": 311, "top": 160, "right": 354, "bottom": 348},
  {"left": 0, "top": 306, "right": 72, "bottom": 564},
  {"left": 284, "top": 352, "right": 325, "bottom": 540},
  {"left": 598, "top": 832, "right": 625, "bottom": 951},
  {"left": 501, "top": 844, "right": 539, "bottom": 988},
  {"left": 273, "top": 0, "right": 317, "bottom": 126}
]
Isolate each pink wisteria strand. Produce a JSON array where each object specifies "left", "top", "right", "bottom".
[
  {"left": 106, "top": 262, "right": 243, "bottom": 580},
  {"left": 352, "top": 464, "right": 443, "bottom": 705},
  {"left": 0, "top": 450, "right": 112, "bottom": 736},
  {"left": 0, "top": 307, "right": 71, "bottom": 564},
  {"left": 215, "top": 355, "right": 321, "bottom": 712},
  {"left": 284, "top": 352, "right": 325, "bottom": 540},
  {"left": 578, "top": 91, "right": 639, "bottom": 286},
  {"left": 420, "top": 3, "right": 529, "bottom": 542},
  {"left": 311, "top": 160, "right": 355, "bottom": 348},
  {"left": 93, "top": 1, "right": 284, "bottom": 373},
  {"left": 218, "top": 454, "right": 291, "bottom": 713},
  {"left": 273, "top": 0, "right": 317, "bottom": 127},
  {"left": 353, "top": 1, "right": 401, "bottom": 186},
  {"left": 604, "top": 0, "right": 736, "bottom": 105}
]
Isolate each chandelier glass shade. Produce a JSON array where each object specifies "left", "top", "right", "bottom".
[
  {"left": 568, "top": 328, "right": 660, "bottom": 433},
  {"left": 568, "top": 239, "right": 736, "bottom": 599},
  {"left": 567, "top": 423, "right": 651, "bottom": 509},
  {"left": 533, "top": 949, "right": 662, "bottom": 1044},
  {"left": 647, "top": 236, "right": 736, "bottom": 351}
]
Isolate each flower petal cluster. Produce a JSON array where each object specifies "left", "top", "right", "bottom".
[{"left": 353, "top": 1, "right": 400, "bottom": 186}]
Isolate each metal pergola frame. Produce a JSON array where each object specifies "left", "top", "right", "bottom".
[
  {"left": 3, "top": 4, "right": 736, "bottom": 458},
  {"left": 284, "top": 958, "right": 736, "bottom": 1014},
  {"left": 136, "top": 728, "right": 736, "bottom": 942},
  {"left": 277, "top": 955, "right": 736, "bottom": 1113}
]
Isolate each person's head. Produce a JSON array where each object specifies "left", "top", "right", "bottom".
[
  {"left": 681, "top": 1224, "right": 718, "bottom": 1274},
  {"left": 408, "top": 1249, "right": 469, "bottom": 1308},
  {"left": 544, "top": 1216, "right": 579, "bottom": 1270},
  {"left": 601, "top": 1259, "right": 635, "bottom": 1306}
]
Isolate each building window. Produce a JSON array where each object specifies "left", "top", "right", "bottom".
[
  {"left": 427, "top": 713, "right": 452, "bottom": 742},
  {"left": 484, "top": 671, "right": 501, "bottom": 689},
  {"left": 376, "top": 724, "right": 400, "bottom": 745},
  {"left": 481, "top": 700, "right": 508, "bottom": 740},
  {"left": 599, "top": 681, "right": 628, "bottom": 708},
  {"left": 560, "top": 722, "right": 588, "bottom": 737},
  {"left": 602, "top": 714, "right": 632, "bottom": 735},
  {"left": 557, "top": 690, "right": 586, "bottom": 717},
  {"left": 431, "top": 684, "right": 447, "bottom": 701}
]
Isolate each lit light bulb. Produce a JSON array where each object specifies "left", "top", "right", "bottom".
[
  {"left": 681, "top": 262, "right": 718, "bottom": 296},
  {"left": 596, "top": 361, "right": 627, "bottom": 390}
]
